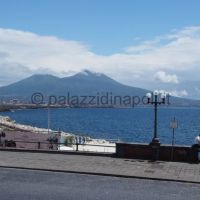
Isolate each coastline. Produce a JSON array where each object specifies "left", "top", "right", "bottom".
[
  {"left": 1, "top": 103, "right": 200, "bottom": 114},
  {"left": 0, "top": 115, "right": 115, "bottom": 152}
]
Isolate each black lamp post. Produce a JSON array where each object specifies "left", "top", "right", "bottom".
[{"left": 146, "top": 91, "right": 167, "bottom": 144}]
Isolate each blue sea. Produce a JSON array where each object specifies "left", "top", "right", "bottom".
[{"left": 1, "top": 107, "right": 200, "bottom": 145}]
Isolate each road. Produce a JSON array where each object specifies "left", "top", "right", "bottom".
[{"left": 0, "top": 167, "right": 199, "bottom": 200}]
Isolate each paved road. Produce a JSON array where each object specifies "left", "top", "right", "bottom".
[
  {"left": 0, "top": 151, "right": 200, "bottom": 183},
  {"left": 0, "top": 168, "right": 199, "bottom": 200}
]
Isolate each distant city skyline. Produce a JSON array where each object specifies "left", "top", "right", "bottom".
[{"left": 0, "top": 0, "right": 200, "bottom": 98}]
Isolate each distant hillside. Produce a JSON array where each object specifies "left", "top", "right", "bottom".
[
  {"left": 0, "top": 70, "right": 200, "bottom": 107},
  {"left": 0, "top": 74, "right": 60, "bottom": 96},
  {"left": 0, "top": 70, "right": 149, "bottom": 97}
]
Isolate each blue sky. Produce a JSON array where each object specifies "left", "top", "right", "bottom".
[
  {"left": 0, "top": 0, "right": 200, "bottom": 54},
  {"left": 0, "top": 0, "right": 200, "bottom": 99}
]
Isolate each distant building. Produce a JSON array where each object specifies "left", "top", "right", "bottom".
[{"left": 9, "top": 99, "right": 19, "bottom": 104}]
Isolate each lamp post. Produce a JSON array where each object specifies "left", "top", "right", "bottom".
[
  {"left": 170, "top": 117, "right": 178, "bottom": 161},
  {"left": 146, "top": 91, "right": 167, "bottom": 144},
  {"left": 47, "top": 104, "right": 50, "bottom": 134}
]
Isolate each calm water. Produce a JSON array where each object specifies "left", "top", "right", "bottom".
[{"left": 1, "top": 107, "right": 200, "bottom": 145}]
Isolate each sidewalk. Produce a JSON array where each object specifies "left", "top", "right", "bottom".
[{"left": 0, "top": 150, "right": 199, "bottom": 183}]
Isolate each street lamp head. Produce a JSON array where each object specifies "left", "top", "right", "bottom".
[
  {"left": 146, "top": 92, "right": 152, "bottom": 103},
  {"left": 153, "top": 90, "right": 159, "bottom": 96},
  {"left": 161, "top": 92, "right": 166, "bottom": 99},
  {"left": 161, "top": 92, "right": 166, "bottom": 104},
  {"left": 146, "top": 92, "right": 152, "bottom": 98}
]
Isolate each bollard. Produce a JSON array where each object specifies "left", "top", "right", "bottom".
[
  {"left": 38, "top": 142, "right": 40, "bottom": 149},
  {"left": 76, "top": 143, "right": 79, "bottom": 151}
]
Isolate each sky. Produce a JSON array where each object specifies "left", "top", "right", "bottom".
[{"left": 0, "top": 0, "right": 200, "bottom": 98}]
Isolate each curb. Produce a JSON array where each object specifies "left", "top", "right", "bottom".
[
  {"left": 0, "top": 165, "right": 199, "bottom": 185},
  {"left": 0, "top": 148, "right": 115, "bottom": 157}
]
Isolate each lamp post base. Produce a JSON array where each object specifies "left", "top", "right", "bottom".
[
  {"left": 150, "top": 138, "right": 160, "bottom": 144},
  {"left": 150, "top": 138, "right": 160, "bottom": 161}
]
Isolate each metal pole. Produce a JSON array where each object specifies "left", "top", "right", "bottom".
[
  {"left": 171, "top": 117, "right": 176, "bottom": 161},
  {"left": 58, "top": 129, "right": 61, "bottom": 150},
  {"left": 38, "top": 142, "right": 40, "bottom": 149},
  {"left": 154, "top": 95, "right": 158, "bottom": 140},
  {"left": 171, "top": 128, "right": 175, "bottom": 161},
  {"left": 76, "top": 143, "right": 78, "bottom": 151},
  {"left": 48, "top": 105, "right": 50, "bottom": 134}
]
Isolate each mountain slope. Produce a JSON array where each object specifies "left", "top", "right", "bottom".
[
  {"left": 54, "top": 70, "right": 149, "bottom": 96},
  {"left": 0, "top": 70, "right": 149, "bottom": 97},
  {"left": 0, "top": 74, "right": 59, "bottom": 96},
  {"left": 0, "top": 70, "right": 200, "bottom": 106}
]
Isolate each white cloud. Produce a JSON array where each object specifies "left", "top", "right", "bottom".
[
  {"left": 154, "top": 71, "right": 179, "bottom": 83},
  {"left": 169, "top": 90, "right": 188, "bottom": 97},
  {"left": 0, "top": 26, "right": 200, "bottom": 89},
  {"left": 125, "top": 39, "right": 159, "bottom": 53},
  {"left": 158, "top": 89, "right": 188, "bottom": 97}
]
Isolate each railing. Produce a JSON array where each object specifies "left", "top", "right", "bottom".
[{"left": 0, "top": 140, "right": 116, "bottom": 153}]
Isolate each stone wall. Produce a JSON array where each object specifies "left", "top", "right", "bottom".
[{"left": 116, "top": 143, "right": 199, "bottom": 162}]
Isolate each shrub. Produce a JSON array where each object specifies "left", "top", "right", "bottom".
[{"left": 64, "top": 136, "right": 74, "bottom": 147}]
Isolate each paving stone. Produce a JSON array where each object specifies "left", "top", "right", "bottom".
[{"left": 0, "top": 151, "right": 199, "bottom": 183}]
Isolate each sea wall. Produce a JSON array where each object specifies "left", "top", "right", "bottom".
[{"left": 116, "top": 142, "right": 200, "bottom": 162}]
